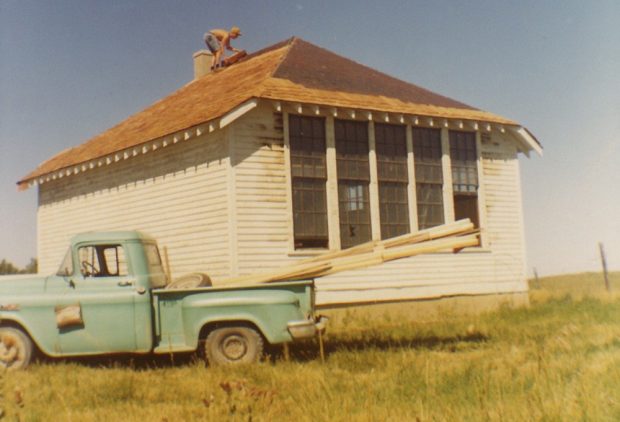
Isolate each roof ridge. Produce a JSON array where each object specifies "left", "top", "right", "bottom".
[
  {"left": 253, "top": 36, "right": 297, "bottom": 98},
  {"left": 274, "top": 36, "right": 298, "bottom": 69},
  {"left": 233, "top": 36, "right": 295, "bottom": 65}
]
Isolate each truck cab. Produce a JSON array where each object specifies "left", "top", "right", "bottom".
[{"left": 0, "top": 232, "right": 324, "bottom": 369}]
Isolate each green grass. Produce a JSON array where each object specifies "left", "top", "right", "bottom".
[{"left": 2, "top": 272, "right": 620, "bottom": 421}]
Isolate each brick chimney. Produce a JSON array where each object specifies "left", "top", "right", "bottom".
[{"left": 193, "top": 50, "right": 213, "bottom": 80}]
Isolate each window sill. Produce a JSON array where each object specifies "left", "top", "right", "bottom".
[
  {"left": 288, "top": 249, "right": 331, "bottom": 258},
  {"left": 287, "top": 244, "right": 491, "bottom": 258},
  {"left": 432, "top": 245, "right": 492, "bottom": 254}
]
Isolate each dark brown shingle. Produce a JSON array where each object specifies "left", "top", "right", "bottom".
[{"left": 274, "top": 38, "right": 474, "bottom": 110}]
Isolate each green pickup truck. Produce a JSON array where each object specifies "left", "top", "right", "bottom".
[{"left": 0, "top": 231, "right": 325, "bottom": 370}]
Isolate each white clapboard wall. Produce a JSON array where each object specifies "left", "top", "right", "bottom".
[{"left": 37, "top": 102, "right": 528, "bottom": 307}]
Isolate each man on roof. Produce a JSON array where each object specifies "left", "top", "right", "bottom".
[{"left": 204, "top": 26, "right": 242, "bottom": 70}]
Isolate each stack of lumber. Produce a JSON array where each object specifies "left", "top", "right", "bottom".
[{"left": 216, "top": 219, "right": 478, "bottom": 286}]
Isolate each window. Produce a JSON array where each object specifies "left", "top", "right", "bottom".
[
  {"left": 144, "top": 243, "right": 166, "bottom": 288},
  {"left": 413, "top": 128, "right": 444, "bottom": 229},
  {"left": 335, "top": 120, "right": 371, "bottom": 248},
  {"left": 78, "top": 244, "right": 128, "bottom": 277},
  {"left": 289, "top": 115, "right": 329, "bottom": 249},
  {"left": 145, "top": 244, "right": 163, "bottom": 269},
  {"left": 375, "top": 123, "right": 409, "bottom": 239},
  {"left": 450, "top": 131, "right": 479, "bottom": 228}
]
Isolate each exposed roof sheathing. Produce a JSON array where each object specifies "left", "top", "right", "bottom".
[{"left": 19, "top": 37, "right": 533, "bottom": 189}]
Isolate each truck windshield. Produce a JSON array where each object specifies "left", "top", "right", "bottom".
[{"left": 56, "top": 248, "right": 74, "bottom": 277}]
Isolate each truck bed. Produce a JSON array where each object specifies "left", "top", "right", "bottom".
[{"left": 151, "top": 280, "right": 315, "bottom": 353}]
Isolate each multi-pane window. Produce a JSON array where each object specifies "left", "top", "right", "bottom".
[
  {"left": 289, "top": 115, "right": 329, "bottom": 249},
  {"left": 288, "top": 115, "right": 486, "bottom": 251},
  {"left": 450, "top": 131, "right": 479, "bottom": 228},
  {"left": 335, "top": 120, "right": 371, "bottom": 248},
  {"left": 413, "top": 128, "right": 444, "bottom": 229},
  {"left": 375, "top": 123, "right": 409, "bottom": 239}
]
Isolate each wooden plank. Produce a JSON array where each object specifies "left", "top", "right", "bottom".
[
  {"left": 299, "top": 219, "right": 473, "bottom": 265},
  {"left": 315, "top": 280, "right": 528, "bottom": 308},
  {"left": 214, "top": 220, "right": 475, "bottom": 286},
  {"left": 218, "top": 262, "right": 331, "bottom": 285},
  {"left": 314, "top": 233, "right": 479, "bottom": 278},
  {"left": 221, "top": 49, "right": 247, "bottom": 66}
]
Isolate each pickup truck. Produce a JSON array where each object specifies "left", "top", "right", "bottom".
[{"left": 0, "top": 231, "right": 325, "bottom": 370}]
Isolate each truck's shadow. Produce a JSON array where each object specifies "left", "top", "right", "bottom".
[
  {"left": 40, "top": 332, "right": 488, "bottom": 369},
  {"left": 43, "top": 352, "right": 198, "bottom": 370},
  {"left": 279, "top": 331, "right": 489, "bottom": 362}
]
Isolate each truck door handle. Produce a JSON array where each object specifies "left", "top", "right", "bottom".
[{"left": 117, "top": 280, "right": 134, "bottom": 287}]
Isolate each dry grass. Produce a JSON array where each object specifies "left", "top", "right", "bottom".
[
  {"left": 1, "top": 272, "right": 619, "bottom": 421},
  {"left": 529, "top": 271, "right": 620, "bottom": 302}
]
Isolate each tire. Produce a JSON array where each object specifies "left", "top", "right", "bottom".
[
  {"left": 0, "top": 327, "right": 33, "bottom": 370},
  {"left": 166, "top": 273, "right": 212, "bottom": 289},
  {"left": 204, "top": 326, "right": 264, "bottom": 366}
]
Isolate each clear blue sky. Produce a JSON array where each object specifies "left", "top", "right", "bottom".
[{"left": 1, "top": 0, "right": 618, "bottom": 275}]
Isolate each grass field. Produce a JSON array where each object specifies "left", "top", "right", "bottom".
[{"left": 1, "top": 272, "right": 619, "bottom": 421}]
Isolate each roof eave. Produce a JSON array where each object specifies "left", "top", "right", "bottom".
[
  {"left": 509, "top": 126, "right": 543, "bottom": 157},
  {"left": 17, "top": 97, "right": 260, "bottom": 191}
]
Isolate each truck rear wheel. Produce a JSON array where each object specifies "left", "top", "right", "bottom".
[
  {"left": 0, "top": 327, "right": 33, "bottom": 370},
  {"left": 204, "top": 326, "right": 263, "bottom": 365}
]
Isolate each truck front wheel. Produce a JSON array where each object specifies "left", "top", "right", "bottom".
[
  {"left": 204, "top": 326, "right": 264, "bottom": 365},
  {"left": 0, "top": 327, "right": 33, "bottom": 370}
]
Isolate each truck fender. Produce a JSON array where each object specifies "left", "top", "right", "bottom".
[
  {"left": 0, "top": 316, "right": 45, "bottom": 356},
  {"left": 195, "top": 315, "right": 272, "bottom": 346}
]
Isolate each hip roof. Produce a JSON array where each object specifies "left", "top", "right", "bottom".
[{"left": 19, "top": 37, "right": 538, "bottom": 189}]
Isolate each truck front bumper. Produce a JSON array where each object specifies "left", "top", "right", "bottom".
[{"left": 287, "top": 316, "right": 328, "bottom": 340}]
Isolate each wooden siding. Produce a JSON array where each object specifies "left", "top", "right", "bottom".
[
  {"left": 313, "top": 132, "right": 527, "bottom": 306},
  {"left": 230, "top": 105, "right": 291, "bottom": 272},
  {"left": 37, "top": 102, "right": 528, "bottom": 308},
  {"left": 231, "top": 103, "right": 528, "bottom": 306},
  {"left": 37, "top": 131, "right": 231, "bottom": 278}
]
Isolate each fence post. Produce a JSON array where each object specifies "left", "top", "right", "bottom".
[
  {"left": 533, "top": 267, "right": 540, "bottom": 289},
  {"left": 599, "top": 242, "right": 611, "bottom": 293}
]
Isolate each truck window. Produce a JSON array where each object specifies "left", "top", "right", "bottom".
[
  {"left": 103, "top": 246, "right": 128, "bottom": 276},
  {"left": 144, "top": 244, "right": 162, "bottom": 267},
  {"left": 78, "top": 244, "right": 128, "bottom": 277},
  {"left": 144, "top": 243, "right": 166, "bottom": 288}
]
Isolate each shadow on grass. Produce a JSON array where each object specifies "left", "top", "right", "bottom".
[
  {"left": 36, "top": 332, "right": 488, "bottom": 369},
  {"left": 271, "top": 331, "right": 489, "bottom": 363},
  {"left": 39, "top": 351, "right": 199, "bottom": 370}
]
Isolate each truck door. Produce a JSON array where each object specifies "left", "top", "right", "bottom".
[{"left": 54, "top": 243, "right": 147, "bottom": 355}]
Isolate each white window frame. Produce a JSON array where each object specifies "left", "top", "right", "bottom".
[{"left": 284, "top": 108, "right": 488, "bottom": 254}]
